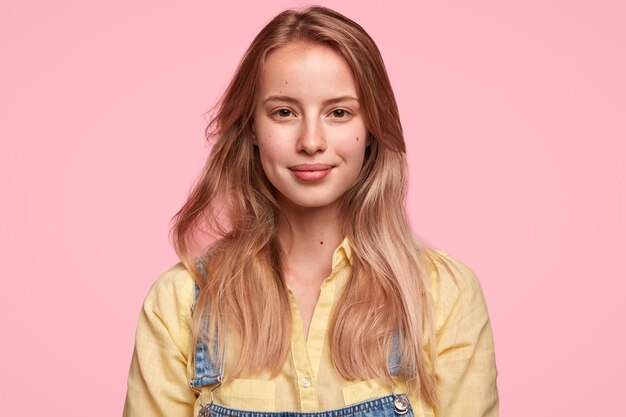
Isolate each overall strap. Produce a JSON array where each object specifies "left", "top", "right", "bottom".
[
  {"left": 387, "top": 332, "right": 403, "bottom": 377},
  {"left": 190, "top": 260, "right": 224, "bottom": 387}
]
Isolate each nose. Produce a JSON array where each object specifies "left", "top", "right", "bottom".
[{"left": 296, "top": 117, "right": 326, "bottom": 155}]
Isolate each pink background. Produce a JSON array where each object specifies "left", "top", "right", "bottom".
[{"left": 1, "top": 1, "right": 624, "bottom": 415}]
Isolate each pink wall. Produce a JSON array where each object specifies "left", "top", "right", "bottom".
[{"left": 1, "top": 1, "right": 624, "bottom": 415}]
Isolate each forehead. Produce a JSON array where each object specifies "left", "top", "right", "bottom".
[{"left": 258, "top": 42, "right": 358, "bottom": 99}]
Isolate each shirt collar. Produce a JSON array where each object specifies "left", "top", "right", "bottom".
[{"left": 332, "top": 236, "right": 353, "bottom": 270}]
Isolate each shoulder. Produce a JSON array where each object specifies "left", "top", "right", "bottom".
[
  {"left": 419, "top": 248, "right": 491, "bottom": 332},
  {"left": 422, "top": 249, "right": 484, "bottom": 292},
  {"left": 141, "top": 262, "right": 196, "bottom": 325}
]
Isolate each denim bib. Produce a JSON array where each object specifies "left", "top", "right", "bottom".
[{"left": 200, "top": 395, "right": 413, "bottom": 417}]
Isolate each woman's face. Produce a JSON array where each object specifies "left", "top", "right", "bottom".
[{"left": 252, "top": 42, "right": 368, "bottom": 212}]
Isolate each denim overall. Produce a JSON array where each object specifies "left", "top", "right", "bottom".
[{"left": 189, "top": 261, "right": 413, "bottom": 417}]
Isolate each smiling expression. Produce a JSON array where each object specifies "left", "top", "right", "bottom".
[{"left": 252, "top": 42, "right": 369, "bottom": 212}]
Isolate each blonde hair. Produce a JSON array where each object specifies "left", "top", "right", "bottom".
[{"left": 172, "top": 6, "right": 449, "bottom": 406}]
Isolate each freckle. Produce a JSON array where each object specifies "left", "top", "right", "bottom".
[
  {"left": 285, "top": 81, "right": 288, "bottom": 84},
  {"left": 320, "top": 241, "right": 324, "bottom": 245},
  {"left": 356, "top": 137, "right": 359, "bottom": 141}
]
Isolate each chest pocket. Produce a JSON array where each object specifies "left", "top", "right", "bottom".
[
  {"left": 342, "top": 378, "right": 392, "bottom": 405},
  {"left": 342, "top": 379, "right": 434, "bottom": 417},
  {"left": 211, "top": 378, "right": 276, "bottom": 411}
]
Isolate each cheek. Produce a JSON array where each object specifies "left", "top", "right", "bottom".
[
  {"left": 257, "top": 137, "right": 281, "bottom": 159},
  {"left": 338, "top": 126, "right": 368, "bottom": 162},
  {"left": 256, "top": 136, "right": 291, "bottom": 172},
  {"left": 255, "top": 123, "right": 297, "bottom": 161}
]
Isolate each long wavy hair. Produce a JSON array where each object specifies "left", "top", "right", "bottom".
[{"left": 171, "top": 5, "right": 449, "bottom": 406}]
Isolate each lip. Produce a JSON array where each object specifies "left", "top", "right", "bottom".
[{"left": 289, "top": 164, "right": 333, "bottom": 182}]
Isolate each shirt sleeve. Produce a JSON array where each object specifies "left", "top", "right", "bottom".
[
  {"left": 431, "top": 252, "right": 499, "bottom": 417},
  {"left": 123, "top": 263, "right": 197, "bottom": 417}
]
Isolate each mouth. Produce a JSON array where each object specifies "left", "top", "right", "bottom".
[{"left": 289, "top": 164, "right": 333, "bottom": 182}]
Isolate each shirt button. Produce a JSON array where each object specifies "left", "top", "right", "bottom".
[{"left": 301, "top": 377, "right": 312, "bottom": 388}]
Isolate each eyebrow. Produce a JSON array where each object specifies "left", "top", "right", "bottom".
[{"left": 263, "top": 95, "right": 359, "bottom": 106}]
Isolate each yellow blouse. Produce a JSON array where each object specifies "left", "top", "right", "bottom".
[{"left": 123, "top": 239, "right": 499, "bottom": 416}]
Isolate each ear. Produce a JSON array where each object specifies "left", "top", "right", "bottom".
[{"left": 251, "top": 122, "right": 258, "bottom": 146}]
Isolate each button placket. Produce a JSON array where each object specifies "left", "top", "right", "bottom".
[{"left": 289, "top": 291, "right": 320, "bottom": 411}]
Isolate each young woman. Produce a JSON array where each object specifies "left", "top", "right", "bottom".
[{"left": 123, "top": 6, "right": 499, "bottom": 417}]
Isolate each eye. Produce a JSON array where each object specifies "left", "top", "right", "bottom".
[
  {"left": 331, "top": 109, "right": 351, "bottom": 118},
  {"left": 273, "top": 108, "right": 294, "bottom": 118}
]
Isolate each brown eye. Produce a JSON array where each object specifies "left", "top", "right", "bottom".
[
  {"left": 276, "top": 109, "right": 293, "bottom": 117},
  {"left": 332, "top": 109, "right": 349, "bottom": 118}
]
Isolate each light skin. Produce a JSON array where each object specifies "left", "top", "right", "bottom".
[{"left": 252, "top": 42, "right": 369, "bottom": 338}]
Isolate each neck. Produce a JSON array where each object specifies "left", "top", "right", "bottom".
[{"left": 277, "top": 199, "right": 343, "bottom": 281}]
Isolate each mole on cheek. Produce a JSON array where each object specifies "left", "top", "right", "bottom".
[
  {"left": 356, "top": 137, "right": 359, "bottom": 142},
  {"left": 285, "top": 81, "right": 288, "bottom": 84},
  {"left": 320, "top": 241, "right": 324, "bottom": 245}
]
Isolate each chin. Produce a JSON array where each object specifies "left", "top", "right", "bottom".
[{"left": 277, "top": 192, "right": 342, "bottom": 211}]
